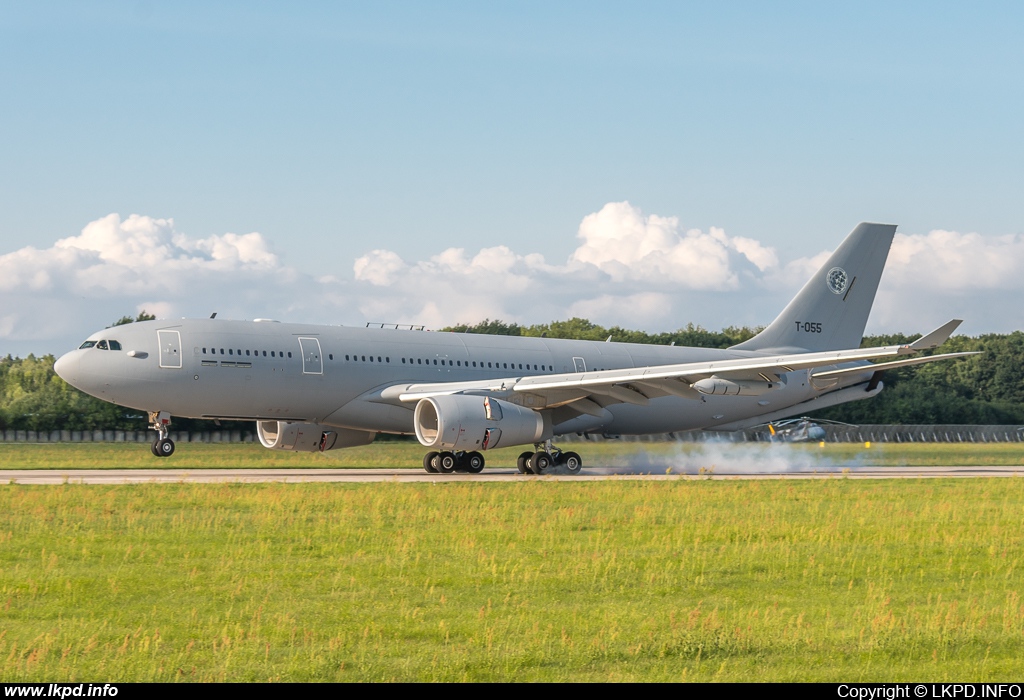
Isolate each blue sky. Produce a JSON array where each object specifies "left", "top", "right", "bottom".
[{"left": 2, "top": 2, "right": 1023, "bottom": 355}]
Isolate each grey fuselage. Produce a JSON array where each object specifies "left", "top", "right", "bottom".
[{"left": 54, "top": 318, "right": 877, "bottom": 437}]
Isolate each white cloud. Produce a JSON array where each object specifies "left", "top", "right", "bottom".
[
  {"left": 887, "top": 230, "right": 1024, "bottom": 290},
  {"left": 1, "top": 206, "right": 1022, "bottom": 356},
  {"left": 0, "top": 213, "right": 291, "bottom": 347},
  {"left": 870, "top": 230, "right": 1024, "bottom": 333},
  {"left": 567, "top": 202, "right": 767, "bottom": 290}
]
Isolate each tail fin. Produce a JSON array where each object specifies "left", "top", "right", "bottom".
[{"left": 732, "top": 222, "right": 896, "bottom": 353}]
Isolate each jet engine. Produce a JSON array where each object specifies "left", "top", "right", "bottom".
[
  {"left": 256, "top": 420, "right": 375, "bottom": 452},
  {"left": 414, "top": 395, "right": 549, "bottom": 451}
]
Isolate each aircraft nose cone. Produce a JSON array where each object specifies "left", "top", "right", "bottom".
[{"left": 54, "top": 351, "right": 80, "bottom": 384}]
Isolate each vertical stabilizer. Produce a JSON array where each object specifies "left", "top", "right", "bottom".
[{"left": 732, "top": 222, "right": 896, "bottom": 353}]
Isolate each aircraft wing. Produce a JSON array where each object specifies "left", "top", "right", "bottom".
[
  {"left": 379, "top": 320, "right": 971, "bottom": 412},
  {"left": 808, "top": 351, "right": 980, "bottom": 379}
]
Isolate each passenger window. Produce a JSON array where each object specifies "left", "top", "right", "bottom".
[
  {"left": 433, "top": 359, "right": 437, "bottom": 365},
  {"left": 329, "top": 354, "right": 333, "bottom": 360},
  {"left": 229, "top": 349, "right": 233, "bottom": 355},
  {"left": 362, "top": 356, "right": 366, "bottom": 362},
  {"left": 262, "top": 351, "right": 267, "bottom": 357},
  {"left": 503, "top": 363, "right": 507, "bottom": 369},
  {"left": 79, "top": 341, "right": 97, "bottom": 349},
  {"left": 96, "top": 340, "right": 108, "bottom": 350},
  {"left": 402, "top": 358, "right": 406, "bottom": 363},
  {"left": 202, "top": 348, "right": 207, "bottom": 354},
  {"left": 385, "top": 357, "right": 389, "bottom": 363},
  {"left": 488, "top": 362, "right": 492, "bottom": 368},
  {"left": 518, "top": 363, "right": 522, "bottom": 369},
  {"left": 271, "top": 351, "right": 275, "bottom": 357},
  {"left": 370, "top": 356, "right": 374, "bottom": 362},
  {"left": 345, "top": 355, "right": 350, "bottom": 361},
  {"left": 440, "top": 360, "right": 445, "bottom": 366},
  {"left": 417, "top": 359, "right": 422, "bottom": 364},
  {"left": 287, "top": 352, "right": 292, "bottom": 358},
  {"left": 246, "top": 350, "right": 250, "bottom": 356}
]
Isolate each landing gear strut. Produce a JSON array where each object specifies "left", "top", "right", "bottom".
[
  {"left": 421, "top": 450, "right": 486, "bottom": 474},
  {"left": 148, "top": 410, "right": 175, "bottom": 458},
  {"left": 520, "top": 440, "right": 582, "bottom": 475}
]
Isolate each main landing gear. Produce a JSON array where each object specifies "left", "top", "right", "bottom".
[
  {"left": 516, "top": 441, "right": 582, "bottom": 475},
  {"left": 422, "top": 450, "right": 486, "bottom": 474},
  {"left": 148, "top": 410, "right": 175, "bottom": 458},
  {"left": 420, "top": 441, "right": 582, "bottom": 476}
]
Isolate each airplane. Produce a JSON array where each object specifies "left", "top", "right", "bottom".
[
  {"left": 762, "top": 417, "right": 851, "bottom": 443},
  {"left": 53, "top": 222, "right": 977, "bottom": 475}
]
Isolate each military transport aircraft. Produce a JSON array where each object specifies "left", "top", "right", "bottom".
[{"left": 53, "top": 222, "right": 976, "bottom": 475}]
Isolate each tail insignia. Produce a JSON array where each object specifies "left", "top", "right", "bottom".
[{"left": 827, "top": 267, "right": 849, "bottom": 295}]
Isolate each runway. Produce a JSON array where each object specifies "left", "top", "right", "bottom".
[{"left": 1, "top": 466, "right": 1022, "bottom": 484}]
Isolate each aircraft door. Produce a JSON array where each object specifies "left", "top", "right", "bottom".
[
  {"left": 157, "top": 330, "right": 182, "bottom": 369},
  {"left": 573, "top": 357, "right": 586, "bottom": 373},
  {"left": 298, "top": 337, "right": 323, "bottom": 375}
]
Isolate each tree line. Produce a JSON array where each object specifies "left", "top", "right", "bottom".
[{"left": 2, "top": 316, "right": 1022, "bottom": 431}]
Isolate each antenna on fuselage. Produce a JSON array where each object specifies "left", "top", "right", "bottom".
[{"left": 210, "top": 312, "right": 218, "bottom": 319}]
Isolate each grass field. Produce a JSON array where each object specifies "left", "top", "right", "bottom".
[
  {"left": 2, "top": 440, "right": 1024, "bottom": 470},
  {"left": 1, "top": 477, "right": 1024, "bottom": 681}
]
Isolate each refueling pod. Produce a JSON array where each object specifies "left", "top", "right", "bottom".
[
  {"left": 414, "top": 394, "right": 550, "bottom": 451},
  {"left": 257, "top": 420, "right": 375, "bottom": 452},
  {"left": 692, "top": 376, "right": 784, "bottom": 396}
]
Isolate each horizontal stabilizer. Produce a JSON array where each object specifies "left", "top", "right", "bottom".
[
  {"left": 909, "top": 319, "right": 963, "bottom": 350},
  {"left": 810, "top": 351, "right": 979, "bottom": 380}
]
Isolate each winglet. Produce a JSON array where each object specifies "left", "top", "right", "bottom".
[{"left": 909, "top": 320, "right": 962, "bottom": 351}]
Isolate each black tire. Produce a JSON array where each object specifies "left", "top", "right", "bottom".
[
  {"left": 562, "top": 451, "right": 583, "bottom": 474},
  {"left": 438, "top": 452, "right": 457, "bottom": 473},
  {"left": 465, "top": 451, "right": 485, "bottom": 473},
  {"left": 423, "top": 451, "right": 439, "bottom": 473},
  {"left": 156, "top": 438, "right": 175, "bottom": 457},
  {"left": 516, "top": 451, "right": 533, "bottom": 474},
  {"left": 532, "top": 450, "right": 552, "bottom": 474},
  {"left": 151, "top": 439, "right": 161, "bottom": 457}
]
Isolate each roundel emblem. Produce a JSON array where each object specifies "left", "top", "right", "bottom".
[{"left": 826, "top": 267, "right": 848, "bottom": 295}]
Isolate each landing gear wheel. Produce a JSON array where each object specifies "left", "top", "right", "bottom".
[
  {"left": 155, "top": 438, "right": 175, "bottom": 458},
  {"left": 438, "top": 452, "right": 457, "bottom": 473},
  {"left": 465, "top": 451, "right": 485, "bottom": 473},
  {"left": 517, "top": 451, "right": 533, "bottom": 474},
  {"left": 532, "top": 451, "right": 552, "bottom": 474},
  {"left": 423, "top": 451, "right": 440, "bottom": 474},
  {"left": 151, "top": 440, "right": 161, "bottom": 457},
  {"left": 562, "top": 451, "right": 583, "bottom": 474}
]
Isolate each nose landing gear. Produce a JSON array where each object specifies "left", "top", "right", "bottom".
[{"left": 148, "top": 410, "right": 175, "bottom": 458}]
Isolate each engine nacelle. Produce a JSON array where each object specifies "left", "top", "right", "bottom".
[
  {"left": 414, "top": 395, "right": 549, "bottom": 451},
  {"left": 256, "top": 421, "right": 375, "bottom": 452},
  {"left": 692, "top": 376, "right": 783, "bottom": 396}
]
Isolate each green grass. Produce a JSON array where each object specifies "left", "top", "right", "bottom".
[
  {"left": 1, "top": 479, "right": 1023, "bottom": 681},
  {"left": 1, "top": 441, "right": 1024, "bottom": 469}
]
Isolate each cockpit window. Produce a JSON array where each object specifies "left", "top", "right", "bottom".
[
  {"left": 79, "top": 341, "right": 97, "bottom": 349},
  {"left": 108, "top": 340, "right": 122, "bottom": 351},
  {"left": 96, "top": 340, "right": 109, "bottom": 350}
]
